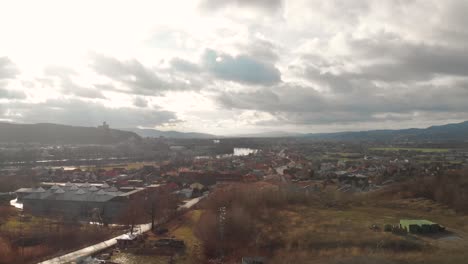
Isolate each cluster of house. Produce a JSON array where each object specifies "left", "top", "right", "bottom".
[
  {"left": 9, "top": 149, "right": 291, "bottom": 220},
  {"left": 164, "top": 153, "right": 281, "bottom": 186},
  {"left": 14, "top": 144, "right": 466, "bottom": 223},
  {"left": 273, "top": 145, "right": 468, "bottom": 193},
  {"left": 30, "top": 164, "right": 162, "bottom": 185}
]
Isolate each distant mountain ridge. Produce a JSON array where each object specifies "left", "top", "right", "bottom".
[
  {"left": 124, "top": 120, "right": 468, "bottom": 141},
  {"left": 0, "top": 122, "right": 140, "bottom": 144},
  {"left": 123, "top": 128, "right": 216, "bottom": 139},
  {"left": 2, "top": 120, "right": 468, "bottom": 143},
  {"left": 230, "top": 131, "right": 305, "bottom": 138},
  {"left": 304, "top": 120, "right": 468, "bottom": 141}
]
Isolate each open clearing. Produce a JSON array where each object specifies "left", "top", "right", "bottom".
[
  {"left": 263, "top": 197, "right": 468, "bottom": 264},
  {"left": 109, "top": 194, "right": 468, "bottom": 264}
]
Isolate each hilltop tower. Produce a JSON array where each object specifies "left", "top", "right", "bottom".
[{"left": 99, "top": 121, "right": 110, "bottom": 131}]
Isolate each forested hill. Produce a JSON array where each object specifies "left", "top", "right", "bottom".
[
  {"left": 123, "top": 128, "right": 216, "bottom": 139},
  {"left": 0, "top": 122, "right": 141, "bottom": 144},
  {"left": 304, "top": 120, "right": 468, "bottom": 142}
]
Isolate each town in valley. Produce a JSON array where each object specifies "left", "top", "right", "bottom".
[{"left": 1, "top": 121, "right": 468, "bottom": 264}]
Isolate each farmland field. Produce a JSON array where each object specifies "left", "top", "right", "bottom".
[
  {"left": 369, "top": 147, "right": 451, "bottom": 153},
  {"left": 78, "top": 162, "right": 161, "bottom": 171}
]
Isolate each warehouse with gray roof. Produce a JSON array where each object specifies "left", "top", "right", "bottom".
[{"left": 16, "top": 182, "right": 146, "bottom": 223}]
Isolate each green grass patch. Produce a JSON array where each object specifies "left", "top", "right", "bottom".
[
  {"left": 370, "top": 147, "right": 451, "bottom": 153},
  {"left": 171, "top": 210, "right": 204, "bottom": 264}
]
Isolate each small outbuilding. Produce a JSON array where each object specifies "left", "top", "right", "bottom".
[
  {"left": 400, "top": 219, "right": 445, "bottom": 234},
  {"left": 116, "top": 233, "right": 138, "bottom": 247}
]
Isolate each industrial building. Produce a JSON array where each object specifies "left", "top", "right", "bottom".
[{"left": 16, "top": 182, "right": 146, "bottom": 223}]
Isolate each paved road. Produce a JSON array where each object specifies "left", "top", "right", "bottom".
[
  {"left": 10, "top": 198, "right": 23, "bottom": 209},
  {"left": 38, "top": 196, "right": 205, "bottom": 264},
  {"left": 179, "top": 195, "right": 206, "bottom": 210},
  {"left": 39, "top": 223, "right": 152, "bottom": 264}
]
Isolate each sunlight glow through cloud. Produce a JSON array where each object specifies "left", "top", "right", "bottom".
[{"left": 2, "top": 0, "right": 468, "bottom": 134}]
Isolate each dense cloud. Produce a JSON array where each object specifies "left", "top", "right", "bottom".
[
  {"left": 43, "top": 66, "right": 105, "bottom": 99},
  {"left": 0, "top": 57, "right": 19, "bottom": 91},
  {"left": 0, "top": 87, "right": 26, "bottom": 99},
  {"left": 170, "top": 48, "right": 281, "bottom": 86},
  {"left": 242, "top": 38, "right": 279, "bottom": 63},
  {"left": 133, "top": 96, "right": 149, "bottom": 108},
  {"left": 334, "top": 35, "right": 468, "bottom": 83},
  {"left": 1, "top": 99, "right": 179, "bottom": 128},
  {"left": 203, "top": 0, "right": 468, "bottom": 130},
  {"left": 0, "top": 57, "right": 19, "bottom": 80},
  {"left": 89, "top": 54, "right": 192, "bottom": 95},
  {"left": 3, "top": 1, "right": 468, "bottom": 133},
  {"left": 170, "top": 58, "right": 201, "bottom": 74},
  {"left": 202, "top": 49, "right": 281, "bottom": 86},
  {"left": 216, "top": 80, "right": 468, "bottom": 126},
  {"left": 200, "top": 0, "right": 283, "bottom": 13}
]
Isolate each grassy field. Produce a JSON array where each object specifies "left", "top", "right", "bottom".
[
  {"left": 78, "top": 162, "right": 160, "bottom": 171},
  {"left": 0, "top": 206, "right": 123, "bottom": 264},
  {"left": 170, "top": 210, "right": 203, "bottom": 264},
  {"left": 262, "top": 197, "right": 468, "bottom": 264},
  {"left": 369, "top": 147, "right": 451, "bottom": 153},
  {"left": 311, "top": 152, "right": 363, "bottom": 162},
  {"left": 0, "top": 215, "right": 48, "bottom": 232},
  {"left": 110, "top": 186, "right": 468, "bottom": 264}
]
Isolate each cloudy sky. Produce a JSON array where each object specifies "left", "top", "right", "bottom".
[{"left": 1, "top": 0, "right": 468, "bottom": 135}]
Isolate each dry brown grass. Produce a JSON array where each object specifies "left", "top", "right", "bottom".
[
  {"left": 265, "top": 200, "right": 468, "bottom": 264},
  {"left": 382, "top": 170, "right": 468, "bottom": 214},
  {"left": 195, "top": 183, "right": 468, "bottom": 264},
  {"left": 0, "top": 213, "right": 122, "bottom": 264}
]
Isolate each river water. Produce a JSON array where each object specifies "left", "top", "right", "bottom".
[
  {"left": 196, "top": 147, "right": 259, "bottom": 160},
  {"left": 233, "top": 147, "right": 258, "bottom": 156},
  {"left": 217, "top": 147, "right": 258, "bottom": 158}
]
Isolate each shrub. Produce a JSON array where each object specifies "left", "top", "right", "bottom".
[
  {"left": 0, "top": 237, "right": 14, "bottom": 264},
  {"left": 383, "top": 224, "right": 392, "bottom": 232},
  {"left": 397, "top": 170, "right": 468, "bottom": 213}
]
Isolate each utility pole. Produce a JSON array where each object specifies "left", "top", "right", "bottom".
[
  {"left": 218, "top": 206, "right": 226, "bottom": 261},
  {"left": 19, "top": 214, "right": 24, "bottom": 263}
]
